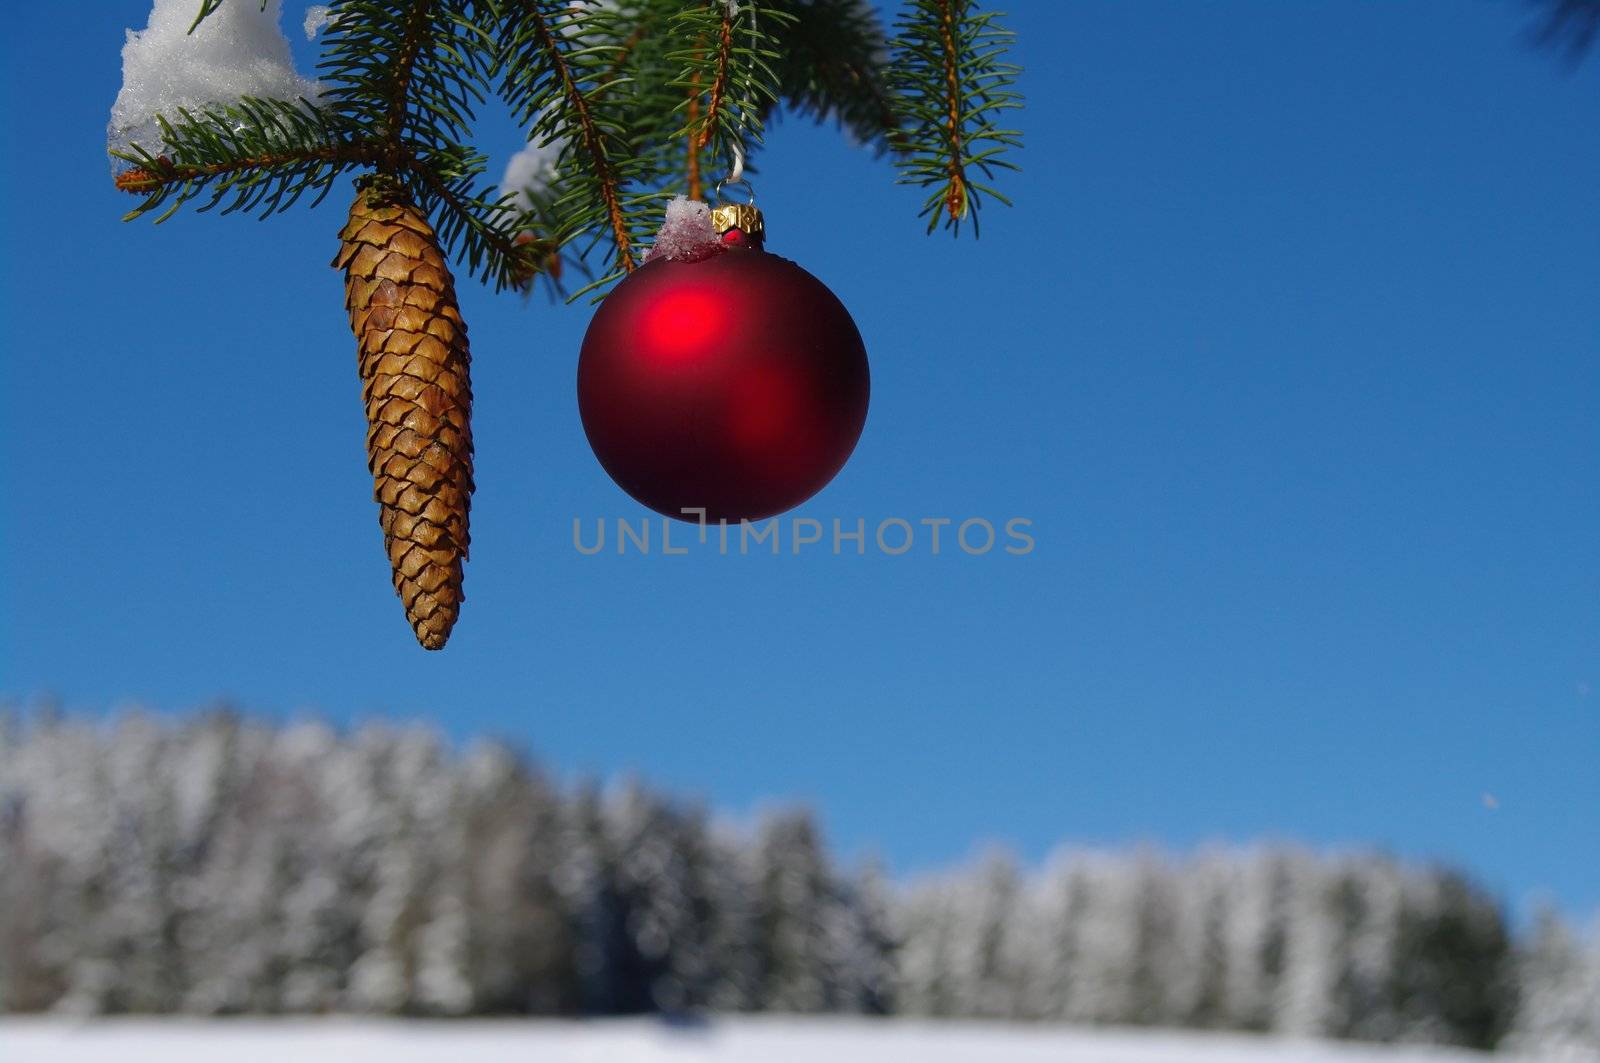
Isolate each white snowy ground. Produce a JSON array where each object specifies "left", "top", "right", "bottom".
[{"left": 0, "top": 1017, "right": 1545, "bottom": 1063}]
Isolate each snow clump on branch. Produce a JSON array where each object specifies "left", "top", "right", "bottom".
[
  {"left": 303, "top": 5, "right": 336, "bottom": 39},
  {"left": 109, "top": 0, "right": 322, "bottom": 159},
  {"left": 501, "top": 138, "right": 566, "bottom": 212}
]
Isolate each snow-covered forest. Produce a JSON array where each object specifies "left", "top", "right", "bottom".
[{"left": 0, "top": 713, "right": 1595, "bottom": 1055}]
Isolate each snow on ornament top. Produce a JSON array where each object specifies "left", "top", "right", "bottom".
[
  {"left": 644, "top": 196, "right": 726, "bottom": 264},
  {"left": 108, "top": 0, "right": 322, "bottom": 161}
]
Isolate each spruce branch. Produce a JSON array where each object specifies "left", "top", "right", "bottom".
[
  {"left": 609, "top": 21, "right": 651, "bottom": 80},
  {"left": 889, "top": 0, "right": 1022, "bottom": 235},
  {"left": 124, "top": 0, "right": 1026, "bottom": 294},
  {"left": 398, "top": 143, "right": 551, "bottom": 289},
  {"left": 118, "top": 0, "right": 547, "bottom": 291},
  {"left": 111, "top": 97, "right": 376, "bottom": 222},
  {"left": 319, "top": 0, "right": 494, "bottom": 152},
  {"left": 594, "top": 0, "right": 693, "bottom": 195},
  {"left": 698, "top": 7, "right": 734, "bottom": 150},
  {"left": 385, "top": 0, "right": 436, "bottom": 140},
  {"left": 686, "top": 60, "right": 705, "bottom": 200},
  {"left": 668, "top": 0, "right": 792, "bottom": 185},
  {"left": 498, "top": 0, "right": 659, "bottom": 283},
  {"left": 769, "top": 0, "right": 897, "bottom": 150}
]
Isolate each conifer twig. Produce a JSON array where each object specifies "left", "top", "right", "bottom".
[
  {"left": 888, "top": 0, "right": 1021, "bottom": 235},
  {"left": 111, "top": 98, "right": 376, "bottom": 221},
  {"left": 668, "top": 1, "right": 790, "bottom": 194},
  {"left": 510, "top": 2, "right": 637, "bottom": 272},
  {"left": 698, "top": 10, "right": 735, "bottom": 150},
  {"left": 686, "top": 68, "right": 704, "bottom": 200},
  {"left": 936, "top": 0, "right": 967, "bottom": 225},
  {"left": 113, "top": 145, "right": 374, "bottom": 194},
  {"left": 385, "top": 0, "right": 437, "bottom": 144}
]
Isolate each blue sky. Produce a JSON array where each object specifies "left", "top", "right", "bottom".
[{"left": 3, "top": 2, "right": 1597, "bottom": 914}]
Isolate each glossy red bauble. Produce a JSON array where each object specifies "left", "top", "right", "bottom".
[{"left": 578, "top": 246, "right": 870, "bottom": 522}]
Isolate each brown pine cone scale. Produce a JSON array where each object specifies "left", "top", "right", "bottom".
[{"left": 334, "top": 182, "right": 473, "bottom": 650}]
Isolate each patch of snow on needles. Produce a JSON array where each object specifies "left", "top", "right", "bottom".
[{"left": 109, "top": 0, "right": 321, "bottom": 159}]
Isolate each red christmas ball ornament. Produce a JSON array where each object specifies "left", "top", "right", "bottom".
[{"left": 578, "top": 200, "right": 869, "bottom": 522}]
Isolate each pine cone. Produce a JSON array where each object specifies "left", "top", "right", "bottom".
[{"left": 333, "top": 181, "right": 473, "bottom": 650}]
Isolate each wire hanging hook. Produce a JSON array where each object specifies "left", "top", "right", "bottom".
[
  {"left": 711, "top": 0, "right": 753, "bottom": 203},
  {"left": 714, "top": 141, "right": 754, "bottom": 207}
]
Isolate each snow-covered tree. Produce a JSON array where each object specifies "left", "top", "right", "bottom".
[
  {"left": 1388, "top": 869, "right": 1514, "bottom": 1048},
  {"left": 935, "top": 849, "right": 1028, "bottom": 1019},
  {"left": 1508, "top": 906, "right": 1600, "bottom": 1055},
  {"left": 748, "top": 810, "right": 847, "bottom": 1013},
  {"left": 0, "top": 710, "right": 1570, "bottom": 1054},
  {"left": 456, "top": 742, "right": 573, "bottom": 1014}
]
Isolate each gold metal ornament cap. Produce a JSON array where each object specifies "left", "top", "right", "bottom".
[{"left": 710, "top": 201, "right": 764, "bottom": 238}]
